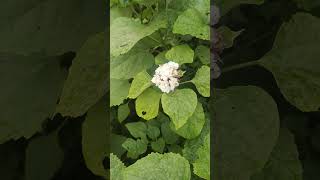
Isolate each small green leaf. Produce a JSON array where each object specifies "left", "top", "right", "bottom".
[
  {"left": 165, "top": 44, "right": 194, "bottom": 64},
  {"left": 123, "top": 153, "right": 191, "bottom": 180},
  {"left": 136, "top": 88, "right": 162, "bottom": 120},
  {"left": 125, "top": 122, "right": 147, "bottom": 140},
  {"left": 195, "top": 45, "right": 210, "bottom": 65},
  {"left": 111, "top": 49, "right": 154, "bottom": 80},
  {"left": 191, "top": 66, "right": 210, "bottom": 97},
  {"left": 173, "top": 8, "right": 209, "bottom": 40},
  {"left": 110, "top": 79, "right": 130, "bottom": 106},
  {"left": 122, "top": 138, "right": 148, "bottom": 159},
  {"left": 161, "top": 121, "right": 179, "bottom": 145},
  {"left": 111, "top": 15, "right": 167, "bottom": 56},
  {"left": 147, "top": 124, "right": 160, "bottom": 140},
  {"left": 155, "top": 51, "right": 169, "bottom": 65},
  {"left": 128, "top": 71, "right": 152, "bottom": 99},
  {"left": 151, "top": 138, "right": 166, "bottom": 153},
  {"left": 118, "top": 103, "right": 130, "bottom": 123},
  {"left": 170, "top": 102, "right": 205, "bottom": 139},
  {"left": 162, "top": 89, "right": 197, "bottom": 129}
]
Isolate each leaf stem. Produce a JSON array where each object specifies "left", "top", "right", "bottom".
[
  {"left": 222, "top": 60, "right": 260, "bottom": 73},
  {"left": 179, "top": 80, "right": 192, "bottom": 85},
  {"left": 148, "top": 36, "right": 162, "bottom": 44}
]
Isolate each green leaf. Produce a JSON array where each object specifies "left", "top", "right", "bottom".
[
  {"left": 251, "top": 128, "right": 303, "bottom": 180},
  {"left": 212, "top": 86, "right": 280, "bottom": 180},
  {"left": 110, "top": 153, "right": 125, "bottom": 180},
  {"left": 155, "top": 51, "right": 169, "bottom": 65},
  {"left": 122, "top": 138, "right": 148, "bottom": 159},
  {"left": 25, "top": 131, "right": 63, "bottom": 180},
  {"left": 165, "top": 44, "right": 194, "bottom": 64},
  {"left": 0, "top": 54, "right": 67, "bottom": 143},
  {"left": 110, "top": 79, "right": 130, "bottom": 106},
  {"left": 110, "top": 134, "right": 127, "bottom": 158},
  {"left": 170, "top": 102, "right": 205, "bottom": 139},
  {"left": 161, "top": 121, "right": 180, "bottom": 145},
  {"left": 216, "top": 0, "right": 264, "bottom": 16},
  {"left": 111, "top": 15, "right": 167, "bottom": 57},
  {"left": 173, "top": 8, "right": 209, "bottom": 40},
  {"left": 195, "top": 45, "right": 210, "bottom": 65},
  {"left": 82, "top": 98, "right": 108, "bottom": 179},
  {"left": 151, "top": 138, "right": 166, "bottom": 153},
  {"left": 258, "top": 13, "right": 320, "bottom": 112},
  {"left": 191, "top": 66, "right": 210, "bottom": 97},
  {"left": 123, "top": 153, "right": 191, "bottom": 180},
  {"left": 128, "top": 71, "right": 152, "bottom": 99},
  {"left": 168, "top": 144, "right": 183, "bottom": 154},
  {"left": 56, "top": 32, "right": 107, "bottom": 117},
  {"left": 147, "top": 124, "right": 160, "bottom": 140},
  {"left": 183, "top": 118, "right": 209, "bottom": 163},
  {"left": 0, "top": 0, "right": 106, "bottom": 55},
  {"left": 193, "top": 133, "right": 210, "bottom": 180},
  {"left": 136, "top": 88, "right": 162, "bottom": 120},
  {"left": 217, "top": 26, "right": 243, "bottom": 49},
  {"left": 118, "top": 103, "right": 130, "bottom": 123},
  {"left": 111, "top": 49, "right": 154, "bottom": 80},
  {"left": 125, "top": 122, "right": 147, "bottom": 140},
  {"left": 162, "top": 89, "right": 197, "bottom": 129}
]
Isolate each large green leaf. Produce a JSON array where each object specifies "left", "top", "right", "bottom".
[
  {"left": 110, "top": 153, "right": 125, "bottom": 180},
  {"left": 111, "top": 49, "right": 154, "bottom": 80},
  {"left": 136, "top": 88, "right": 162, "bottom": 120},
  {"left": 165, "top": 44, "right": 194, "bottom": 64},
  {"left": 128, "top": 71, "right": 152, "bottom": 99},
  {"left": 173, "top": 8, "right": 209, "bottom": 40},
  {"left": 56, "top": 32, "right": 107, "bottom": 117},
  {"left": 191, "top": 66, "right": 210, "bottom": 97},
  {"left": 110, "top": 15, "right": 167, "bottom": 57},
  {"left": 82, "top": 98, "right": 108, "bottom": 179},
  {"left": 212, "top": 86, "right": 279, "bottom": 180},
  {"left": 0, "top": 53, "right": 67, "bottom": 143},
  {"left": 251, "top": 128, "right": 303, "bottom": 180},
  {"left": 170, "top": 102, "right": 205, "bottom": 139},
  {"left": 123, "top": 153, "right": 191, "bottom": 180},
  {"left": 259, "top": 13, "right": 320, "bottom": 112},
  {"left": 110, "top": 79, "right": 130, "bottom": 106},
  {"left": 215, "top": 0, "right": 264, "bottom": 16},
  {"left": 25, "top": 130, "right": 63, "bottom": 180},
  {"left": 161, "top": 89, "right": 197, "bottom": 129},
  {"left": 0, "top": 0, "right": 106, "bottom": 55}
]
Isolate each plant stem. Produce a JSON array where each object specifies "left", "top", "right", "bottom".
[
  {"left": 222, "top": 60, "right": 260, "bottom": 73},
  {"left": 179, "top": 80, "right": 192, "bottom": 85},
  {"left": 148, "top": 36, "right": 162, "bottom": 44}
]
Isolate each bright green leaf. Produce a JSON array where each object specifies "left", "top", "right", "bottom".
[
  {"left": 165, "top": 44, "right": 194, "bottom": 64},
  {"left": 191, "top": 66, "right": 210, "bottom": 97},
  {"left": 110, "top": 153, "right": 125, "bottom": 180},
  {"left": 110, "top": 79, "right": 130, "bottom": 106},
  {"left": 136, "top": 88, "right": 162, "bottom": 120},
  {"left": 128, "top": 71, "right": 152, "bottom": 99},
  {"left": 170, "top": 102, "right": 205, "bottom": 139},
  {"left": 162, "top": 89, "right": 197, "bottom": 129},
  {"left": 193, "top": 133, "right": 210, "bottom": 180}
]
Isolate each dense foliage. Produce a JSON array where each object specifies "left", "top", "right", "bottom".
[{"left": 110, "top": 0, "right": 210, "bottom": 179}]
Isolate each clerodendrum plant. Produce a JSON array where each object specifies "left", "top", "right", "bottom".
[{"left": 110, "top": 0, "right": 210, "bottom": 179}]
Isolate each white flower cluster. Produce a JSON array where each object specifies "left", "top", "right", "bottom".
[{"left": 151, "top": 61, "right": 180, "bottom": 93}]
